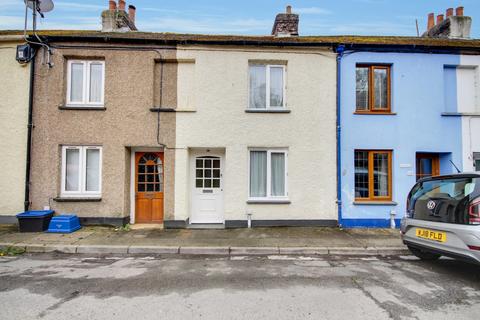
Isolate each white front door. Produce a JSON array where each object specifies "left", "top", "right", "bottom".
[{"left": 191, "top": 156, "right": 224, "bottom": 223}]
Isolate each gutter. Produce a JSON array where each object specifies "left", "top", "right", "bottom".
[
  {"left": 335, "top": 45, "right": 345, "bottom": 227},
  {"left": 24, "top": 54, "right": 35, "bottom": 211}
]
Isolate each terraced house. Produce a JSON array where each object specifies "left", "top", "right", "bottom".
[
  {"left": 25, "top": 4, "right": 338, "bottom": 228},
  {"left": 0, "top": 33, "right": 31, "bottom": 223},
  {"left": 338, "top": 7, "right": 480, "bottom": 227},
  {"left": 3, "top": 2, "right": 480, "bottom": 229}
]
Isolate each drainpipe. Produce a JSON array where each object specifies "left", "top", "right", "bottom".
[
  {"left": 24, "top": 54, "right": 35, "bottom": 211},
  {"left": 335, "top": 45, "right": 345, "bottom": 227}
]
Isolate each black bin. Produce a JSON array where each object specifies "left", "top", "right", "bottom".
[{"left": 16, "top": 210, "right": 55, "bottom": 232}]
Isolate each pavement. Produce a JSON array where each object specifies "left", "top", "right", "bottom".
[
  {"left": 1, "top": 253, "right": 479, "bottom": 319},
  {"left": 0, "top": 225, "right": 408, "bottom": 256}
]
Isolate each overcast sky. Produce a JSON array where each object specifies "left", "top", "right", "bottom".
[{"left": 1, "top": 0, "right": 478, "bottom": 38}]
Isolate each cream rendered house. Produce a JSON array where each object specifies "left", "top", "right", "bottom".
[
  {"left": 171, "top": 10, "right": 338, "bottom": 227},
  {"left": 0, "top": 34, "right": 31, "bottom": 222}
]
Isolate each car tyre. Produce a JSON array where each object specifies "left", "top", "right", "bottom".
[{"left": 407, "top": 246, "right": 441, "bottom": 260}]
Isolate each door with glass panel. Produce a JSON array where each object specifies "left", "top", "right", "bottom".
[
  {"left": 191, "top": 156, "right": 223, "bottom": 224},
  {"left": 416, "top": 153, "right": 440, "bottom": 181},
  {"left": 135, "top": 152, "right": 164, "bottom": 223}
]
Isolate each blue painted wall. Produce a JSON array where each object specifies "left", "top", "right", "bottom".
[{"left": 340, "top": 52, "right": 463, "bottom": 227}]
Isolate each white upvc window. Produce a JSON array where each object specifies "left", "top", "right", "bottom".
[
  {"left": 249, "top": 64, "right": 286, "bottom": 109},
  {"left": 248, "top": 149, "right": 288, "bottom": 200},
  {"left": 61, "top": 146, "right": 102, "bottom": 197},
  {"left": 66, "top": 60, "right": 105, "bottom": 107}
]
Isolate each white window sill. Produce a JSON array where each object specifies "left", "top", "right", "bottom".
[
  {"left": 247, "top": 199, "right": 291, "bottom": 204},
  {"left": 245, "top": 109, "right": 291, "bottom": 113}
]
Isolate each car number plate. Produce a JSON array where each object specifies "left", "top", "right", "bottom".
[{"left": 415, "top": 228, "right": 447, "bottom": 242}]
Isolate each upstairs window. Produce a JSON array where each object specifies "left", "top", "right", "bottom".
[
  {"left": 356, "top": 65, "right": 391, "bottom": 113},
  {"left": 67, "top": 60, "right": 105, "bottom": 107},
  {"left": 249, "top": 64, "right": 285, "bottom": 109}
]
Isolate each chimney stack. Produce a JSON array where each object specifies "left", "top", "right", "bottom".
[
  {"left": 456, "top": 6, "right": 464, "bottom": 16},
  {"left": 118, "top": 0, "right": 126, "bottom": 11},
  {"left": 427, "top": 13, "right": 434, "bottom": 30},
  {"left": 102, "top": 0, "right": 137, "bottom": 32},
  {"left": 436, "top": 14, "right": 444, "bottom": 25},
  {"left": 422, "top": 7, "right": 471, "bottom": 39},
  {"left": 109, "top": 0, "right": 116, "bottom": 10},
  {"left": 271, "top": 5, "right": 299, "bottom": 37},
  {"left": 128, "top": 5, "right": 136, "bottom": 24}
]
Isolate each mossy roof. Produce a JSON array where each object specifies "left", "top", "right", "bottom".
[{"left": 1, "top": 29, "right": 479, "bottom": 50}]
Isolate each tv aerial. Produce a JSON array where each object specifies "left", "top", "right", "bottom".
[{"left": 18, "top": 0, "right": 55, "bottom": 67}]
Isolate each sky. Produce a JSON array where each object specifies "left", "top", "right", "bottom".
[{"left": 0, "top": 0, "right": 479, "bottom": 38}]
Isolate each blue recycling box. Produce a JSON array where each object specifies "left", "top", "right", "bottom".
[{"left": 47, "top": 215, "right": 81, "bottom": 233}]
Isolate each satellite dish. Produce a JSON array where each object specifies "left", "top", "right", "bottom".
[{"left": 24, "top": 0, "right": 54, "bottom": 13}]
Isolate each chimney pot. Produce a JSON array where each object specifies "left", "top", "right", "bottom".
[
  {"left": 446, "top": 8, "right": 453, "bottom": 17},
  {"left": 118, "top": 0, "right": 126, "bottom": 11},
  {"left": 286, "top": 5, "right": 292, "bottom": 14},
  {"left": 456, "top": 6, "right": 464, "bottom": 16},
  {"left": 109, "top": 0, "right": 116, "bottom": 10},
  {"left": 427, "top": 13, "right": 434, "bottom": 30},
  {"left": 128, "top": 5, "right": 136, "bottom": 24},
  {"left": 436, "top": 14, "right": 444, "bottom": 24}
]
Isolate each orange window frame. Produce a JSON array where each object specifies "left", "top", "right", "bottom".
[
  {"left": 356, "top": 65, "right": 392, "bottom": 113},
  {"left": 355, "top": 150, "right": 393, "bottom": 201}
]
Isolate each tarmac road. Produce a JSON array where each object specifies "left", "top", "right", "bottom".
[{"left": 0, "top": 253, "right": 479, "bottom": 320}]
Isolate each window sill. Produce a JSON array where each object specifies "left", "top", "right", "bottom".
[
  {"left": 354, "top": 111, "right": 396, "bottom": 115},
  {"left": 54, "top": 197, "right": 102, "bottom": 202},
  {"left": 247, "top": 199, "right": 291, "bottom": 204},
  {"left": 441, "top": 112, "right": 480, "bottom": 117},
  {"left": 59, "top": 105, "right": 106, "bottom": 111},
  {"left": 353, "top": 201, "right": 397, "bottom": 206},
  {"left": 245, "top": 109, "right": 291, "bottom": 113}
]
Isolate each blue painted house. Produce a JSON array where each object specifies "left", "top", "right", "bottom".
[
  {"left": 337, "top": 7, "right": 480, "bottom": 227},
  {"left": 339, "top": 50, "right": 463, "bottom": 227}
]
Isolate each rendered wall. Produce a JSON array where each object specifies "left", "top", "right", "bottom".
[
  {"left": 459, "top": 55, "right": 480, "bottom": 172},
  {"left": 0, "top": 41, "right": 29, "bottom": 217},
  {"left": 174, "top": 46, "right": 337, "bottom": 222},
  {"left": 29, "top": 44, "right": 177, "bottom": 221},
  {"left": 340, "top": 52, "right": 463, "bottom": 226}
]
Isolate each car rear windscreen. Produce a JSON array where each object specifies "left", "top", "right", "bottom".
[{"left": 407, "top": 177, "right": 479, "bottom": 224}]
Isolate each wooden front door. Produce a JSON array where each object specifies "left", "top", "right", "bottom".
[
  {"left": 416, "top": 153, "right": 440, "bottom": 181},
  {"left": 135, "top": 152, "right": 164, "bottom": 223}
]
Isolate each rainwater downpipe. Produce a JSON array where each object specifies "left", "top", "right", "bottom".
[
  {"left": 24, "top": 53, "right": 35, "bottom": 211},
  {"left": 336, "top": 45, "right": 345, "bottom": 227}
]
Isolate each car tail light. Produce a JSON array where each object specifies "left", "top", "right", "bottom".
[
  {"left": 468, "top": 198, "right": 480, "bottom": 225},
  {"left": 468, "top": 245, "right": 480, "bottom": 251}
]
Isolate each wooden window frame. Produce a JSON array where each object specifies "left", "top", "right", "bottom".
[
  {"left": 248, "top": 64, "right": 286, "bottom": 110},
  {"left": 248, "top": 148, "right": 288, "bottom": 200},
  {"left": 66, "top": 60, "right": 105, "bottom": 107},
  {"left": 61, "top": 146, "right": 102, "bottom": 198},
  {"left": 355, "top": 64, "right": 392, "bottom": 114},
  {"left": 355, "top": 150, "right": 393, "bottom": 202}
]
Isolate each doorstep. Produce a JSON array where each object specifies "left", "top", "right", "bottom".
[{"left": 129, "top": 223, "right": 164, "bottom": 230}]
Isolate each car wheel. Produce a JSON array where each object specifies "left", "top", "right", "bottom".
[{"left": 407, "top": 246, "right": 441, "bottom": 260}]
